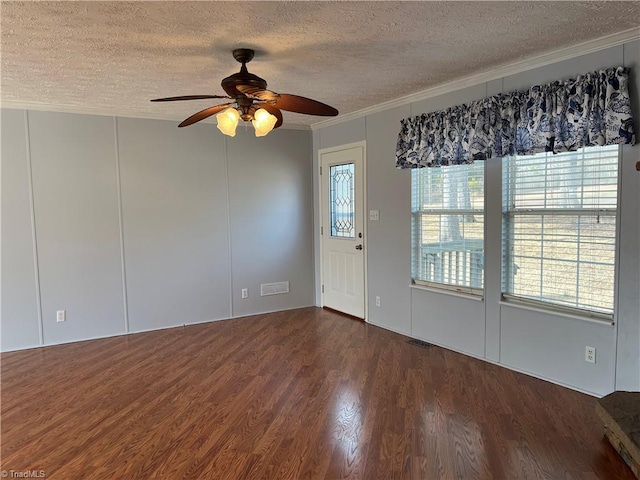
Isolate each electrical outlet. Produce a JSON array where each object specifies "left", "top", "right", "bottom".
[
  {"left": 585, "top": 346, "right": 596, "bottom": 364},
  {"left": 56, "top": 310, "right": 66, "bottom": 323},
  {"left": 241, "top": 288, "right": 248, "bottom": 299},
  {"left": 375, "top": 296, "right": 381, "bottom": 307}
]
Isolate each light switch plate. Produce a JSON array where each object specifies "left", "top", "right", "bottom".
[{"left": 369, "top": 210, "right": 380, "bottom": 221}]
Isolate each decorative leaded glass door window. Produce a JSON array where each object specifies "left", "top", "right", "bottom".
[{"left": 330, "top": 163, "right": 355, "bottom": 238}]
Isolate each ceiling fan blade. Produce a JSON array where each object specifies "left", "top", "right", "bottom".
[
  {"left": 274, "top": 94, "right": 338, "bottom": 116},
  {"left": 178, "top": 103, "right": 233, "bottom": 128},
  {"left": 256, "top": 103, "right": 283, "bottom": 129},
  {"left": 151, "top": 95, "right": 229, "bottom": 102},
  {"left": 237, "top": 85, "right": 280, "bottom": 102}
]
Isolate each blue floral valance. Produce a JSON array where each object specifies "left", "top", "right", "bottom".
[{"left": 395, "top": 66, "right": 635, "bottom": 168}]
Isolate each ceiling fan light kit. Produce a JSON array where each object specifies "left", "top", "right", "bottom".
[
  {"left": 252, "top": 108, "right": 278, "bottom": 137},
  {"left": 151, "top": 48, "right": 338, "bottom": 137},
  {"left": 216, "top": 107, "right": 240, "bottom": 137}
]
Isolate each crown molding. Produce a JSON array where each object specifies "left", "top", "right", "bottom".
[
  {"left": 0, "top": 100, "right": 311, "bottom": 131},
  {"left": 311, "top": 27, "right": 640, "bottom": 131}
]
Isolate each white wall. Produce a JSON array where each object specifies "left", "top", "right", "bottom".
[
  {"left": 1, "top": 109, "right": 41, "bottom": 348},
  {"left": 1, "top": 110, "right": 314, "bottom": 351},
  {"left": 313, "top": 40, "right": 640, "bottom": 396},
  {"left": 117, "top": 117, "right": 231, "bottom": 333},
  {"left": 29, "top": 112, "right": 125, "bottom": 344},
  {"left": 226, "top": 129, "right": 315, "bottom": 318}
]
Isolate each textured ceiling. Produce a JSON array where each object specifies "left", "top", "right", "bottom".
[{"left": 2, "top": 1, "right": 640, "bottom": 127}]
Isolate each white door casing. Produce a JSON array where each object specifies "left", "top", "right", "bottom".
[{"left": 320, "top": 143, "right": 365, "bottom": 319}]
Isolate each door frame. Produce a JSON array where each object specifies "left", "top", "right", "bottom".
[{"left": 317, "top": 141, "right": 368, "bottom": 321}]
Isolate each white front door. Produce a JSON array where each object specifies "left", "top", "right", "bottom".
[{"left": 320, "top": 144, "right": 365, "bottom": 319}]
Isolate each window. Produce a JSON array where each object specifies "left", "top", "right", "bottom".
[
  {"left": 411, "top": 163, "right": 485, "bottom": 294},
  {"left": 502, "top": 145, "right": 619, "bottom": 318},
  {"left": 329, "top": 163, "right": 355, "bottom": 238}
]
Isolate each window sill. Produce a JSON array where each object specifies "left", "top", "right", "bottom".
[
  {"left": 499, "top": 299, "right": 614, "bottom": 326},
  {"left": 411, "top": 283, "right": 484, "bottom": 302}
]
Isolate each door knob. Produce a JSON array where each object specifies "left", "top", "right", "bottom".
[{"left": 355, "top": 244, "right": 363, "bottom": 250}]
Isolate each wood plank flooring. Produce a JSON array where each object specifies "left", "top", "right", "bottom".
[{"left": 1, "top": 307, "right": 633, "bottom": 479}]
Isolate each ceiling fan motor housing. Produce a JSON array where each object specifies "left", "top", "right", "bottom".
[
  {"left": 221, "top": 48, "right": 268, "bottom": 98},
  {"left": 221, "top": 70, "right": 268, "bottom": 98}
]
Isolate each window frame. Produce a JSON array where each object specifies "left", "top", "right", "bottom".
[
  {"left": 500, "top": 146, "right": 620, "bottom": 322},
  {"left": 411, "top": 163, "right": 486, "bottom": 296}
]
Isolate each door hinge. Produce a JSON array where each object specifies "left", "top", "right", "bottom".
[
  {"left": 320, "top": 166, "right": 322, "bottom": 175},
  {"left": 322, "top": 285, "right": 324, "bottom": 293},
  {"left": 321, "top": 226, "right": 323, "bottom": 235}
]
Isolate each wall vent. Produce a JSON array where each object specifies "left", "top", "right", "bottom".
[{"left": 261, "top": 281, "right": 289, "bottom": 296}]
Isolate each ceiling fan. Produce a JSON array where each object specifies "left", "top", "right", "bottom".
[{"left": 151, "top": 48, "right": 338, "bottom": 137}]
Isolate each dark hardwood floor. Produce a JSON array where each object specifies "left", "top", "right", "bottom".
[{"left": 1, "top": 307, "right": 633, "bottom": 479}]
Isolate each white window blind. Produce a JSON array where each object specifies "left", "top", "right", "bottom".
[
  {"left": 502, "top": 145, "right": 619, "bottom": 318},
  {"left": 412, "top": 163, "right": 485, "bottom": 294}
]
